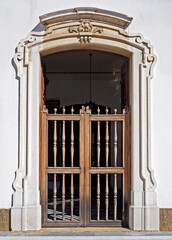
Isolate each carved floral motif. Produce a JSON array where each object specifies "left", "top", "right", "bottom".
[{"left": 69, "top": 19, "right": 103, "bottom": 43}]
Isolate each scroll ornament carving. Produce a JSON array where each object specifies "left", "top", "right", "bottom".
[
  {"left": 12, "top": 33, "right": 41, "bottom": 193},
  {"left": 69, "top": 19, "right": 103, "bottom": 43}
]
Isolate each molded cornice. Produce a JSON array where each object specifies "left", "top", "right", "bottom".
[{"left": 40, "top": 7, "right": 133, "bottom": 30}]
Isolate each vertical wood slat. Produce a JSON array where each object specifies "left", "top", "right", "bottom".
[
  {"left": 71, "top": 107, "right": 74, "bottom": 221},
  {"left": 105, "top": 107, "right": 109, "bottom": 221},
  {"left": 122, "top": 109, "right": 126, "bottom": 168},
  {"left": 53, "top": 108, "right": 57, "bottom": 221},
  {"left": 84, "top": 108, "right": 91, "bottom": 225},
  {"left": 114, "top": 108, "right": 117, "bottom": 220},
  {"left": 41, "top": 106, "right": 48, "bottom": 225},
  {"left": 122, "top": 109, "right": 126, "bottom": 218},
  {"left": 80, "top": 107, "right": 86, "bottom": 226},
  {"left": 97, "top": 107, "right": 100, "bottom": 221},
  {"left": 46, "top": 111, "right": 49, "bottom": 222}
]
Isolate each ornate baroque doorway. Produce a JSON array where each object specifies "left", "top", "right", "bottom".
[{"left": 11, "top": 8, "right": 159, "bottom": 231}]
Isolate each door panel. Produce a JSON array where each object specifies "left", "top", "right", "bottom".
[{"left": 40, "top": 106, "right": 128, "bottom": 227}]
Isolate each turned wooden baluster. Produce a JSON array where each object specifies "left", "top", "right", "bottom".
[
  {"left": 71, "top": 173, "right": 74, "bottom": 221},
  {"left": 114, "top": 108, "right": 118, "bottom": 220},
  {"left": 54, "top": 108, "right": 57, "bottom": 167},
  {"left": 114, "top": 109, "right": 118, "bottom": 167},
  {"left": 62, "top": 106, "right": 66, "bottom": 168},
  {"left": 105, "top": 107, "right": 109, "bottom": 168},
  {"left": 62, "top": 173, "right": 65, "bottom": 220},
  {"left": 53, "top": 174, "right": 57, "bottom": 221},
  {"left": 53, "top": 108, "right": 57, "bottom": 221},
  {"left": 105, "top": 107, "right": 109, "bottom": 221},
  {"left": 105, "top": 174, "right": 109, "bottom": 221},
  {"left": 62, "top": 106, "right": 66, "bottom": 220},
  {"left": 97, "top": 107, "right": 100, "bottom": 167},
  {"left": 71, "top": 107, "right": 74, "bottom": 221},
  {"left": 97, "top": 107, "right": 100, "bottom": 221}
]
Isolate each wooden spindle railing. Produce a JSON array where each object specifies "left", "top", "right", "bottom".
[
  {"left": 97, "top": 107, "right": 100, "bottom": 221},
  {"left": 114, "top": 108, "right": 117, "bottom": 220},
  {"left": 105, "top": 107, "right": 109, "bottom": 221},
  {"left": 71, "top": 107, "right": 74, "bottom": 221}
]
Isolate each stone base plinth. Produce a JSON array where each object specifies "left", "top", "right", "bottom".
[
  {"left": 129, "top": 205, "right": 159, "bottom": 230},
  {"left": 11, "top": 205, "right": 41, "bottom": 231}
]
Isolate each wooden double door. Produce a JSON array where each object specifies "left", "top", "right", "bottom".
[{"left": 40, "top": 104, "right": 130, "bottom": 227}]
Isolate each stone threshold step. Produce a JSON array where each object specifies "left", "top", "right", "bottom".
[
  {"left": 1, "top": 232, "right": 172, "bottom": 240},
  {"left": 25, "top": 227, "right": 132, "bottom": 233}
]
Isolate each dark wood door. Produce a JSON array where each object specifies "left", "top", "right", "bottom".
[{"left": 40, "top": 105, "right": 129, "bottom": 227}]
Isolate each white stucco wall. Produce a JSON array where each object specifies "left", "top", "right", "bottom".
[{"left": 0, "top": 0, "right": 172, "bottom": 208}]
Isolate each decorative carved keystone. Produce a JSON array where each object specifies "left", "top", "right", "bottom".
[{"left": 69, "top": 19, "right": 103, "bottom": 43}]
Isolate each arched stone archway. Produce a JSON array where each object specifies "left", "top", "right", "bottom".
[{"left": 11, "top": 7, "right": 159, "bottom": 231}]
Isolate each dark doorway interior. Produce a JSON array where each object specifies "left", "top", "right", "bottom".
[{"left": 41, "top": 50, "right": 129, "bottom": 114}]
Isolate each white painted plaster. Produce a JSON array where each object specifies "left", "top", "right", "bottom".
[{"left": 0, "top": 0, "right": 172, "bottom": 227}]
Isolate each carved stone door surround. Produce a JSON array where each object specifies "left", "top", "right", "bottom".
[{"left": 11, "top": 7, "right": 159, "bottom": 231}]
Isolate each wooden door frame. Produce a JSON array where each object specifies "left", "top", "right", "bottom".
[{"left": 39, "top": 104, "right": 131, "bottom": 227}]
